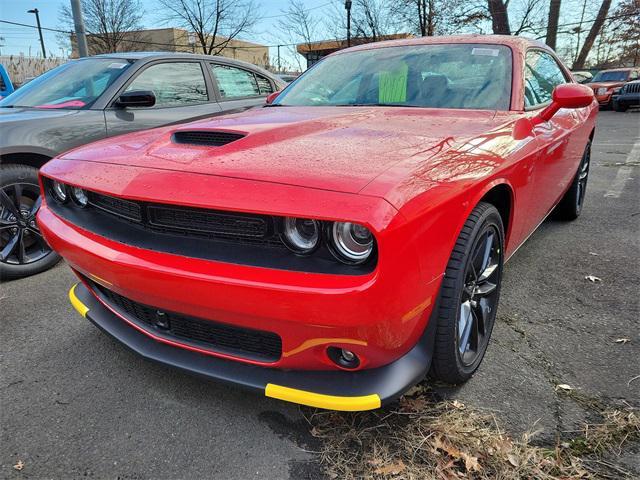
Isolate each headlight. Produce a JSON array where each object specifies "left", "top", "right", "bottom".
[
  {"left": 71, "top": 186, "right": 89, "bottom": 207},
  {"left": 597, "top": 87, "right": 607, "bottom": 95},
  {"left": 330, "top": 222, "right": 374, "bottom": 264},
  {"left": 282, "top": 217, "right": 320, "bottom": 254},
  {"left": 51, "top": 181, "right": 68, "bottom": 203}
]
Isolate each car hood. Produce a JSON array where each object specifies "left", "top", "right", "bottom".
[
  {"left": 0, "top": 106, "right": 84, "bottom": 123},
  {"left": 588, "top": 81, "right": 625, "bottom": 89},
  {"left": 60, "top": 106, "right": 506, "bottom": 194}
]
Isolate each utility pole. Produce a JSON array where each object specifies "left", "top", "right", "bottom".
[
  {"left": 345, "top": 0, "right": 352, "bottom": 47},
  {"left": 277, "top": 45, "right": 281, "bottom": 73},
  {"left": 27, "top": 8, "right": 46, "bottom": 58},
  {"left": 70, "top": 0, "right": 89, "bottom": 57}
]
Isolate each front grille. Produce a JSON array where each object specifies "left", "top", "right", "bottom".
[
  {"left": 172, "top": 131, "right": 245, "bottom": 146},
  {"left": 89, "top": 192, "right": 142, "bottom": 222},
  {"left": 87, "top": 190, "right": 279, "bottom": 246},
  {"left": 90, "top": 280, "right": 282, "bottom": 362},
  {"left": 624, "top": 83, "right": 640, "bottom": 94}
]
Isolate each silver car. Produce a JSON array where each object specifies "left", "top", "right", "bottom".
[{"left": 0, "top": 52, "right": 285, "bottom": 279}]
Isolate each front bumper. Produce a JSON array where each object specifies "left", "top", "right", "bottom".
[
  {"left": 613, "top": 93, "right": 640, "bottom": 108},
  {"left": 70, "top": 282, "right": 436, "bottom": 411}
]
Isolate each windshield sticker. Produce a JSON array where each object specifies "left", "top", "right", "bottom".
[
  {"left": 379, "top": 64, "right": 408, "bottom": 103},
  {"left": 472, "top": 48, "right": 500, "bottom": 57},
  {"left": 108, "top": 62, "right": 128, "bottom": 69}
]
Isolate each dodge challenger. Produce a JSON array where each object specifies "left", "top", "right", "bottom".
[{"left": 35, "top": 35, "right": 597, "bottom": 411}]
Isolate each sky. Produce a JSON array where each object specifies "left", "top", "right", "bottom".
[{"left": 0, "top": 0, "right": 337, "bottom": 64}]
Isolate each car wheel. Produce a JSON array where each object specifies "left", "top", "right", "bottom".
[
  {"left": 554, "top": 140, "right": 591, "bottom": 221},
  {"left": 0, "top": 164, "right": 60, "bottom": 280},
  {"left": 614, "top": 102, "right": 628, "bottom": 112},
  {"left": 430, "top": 202, "right": 504, "bottom": 384}
]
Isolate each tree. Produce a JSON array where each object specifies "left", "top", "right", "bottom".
[
  {"left": 276, "top": 0, "right": 324, "bottom": 71},
  {"left": 159, "top": 0, "right": 258, "bottom": 56},
  {"left": 59, "top": 0, "right": 145, "bottom": 54},
  {"left": 350, "top": 0, "right": 393, "bottom": 41},
  {"left": 609, "top": 0, "right": 640, "bottom": 66},
  {"left": 391, "top": 0, "right": 444, "bottom": 36},
  {"left": 572, "top": 0, "right": 612, "bottom": 69},
  {"left": 487, "top": 0, "right": 510, "bottom": 34},
  {"left": 545, "top": 0, "right": 561, "bottom": 49}
]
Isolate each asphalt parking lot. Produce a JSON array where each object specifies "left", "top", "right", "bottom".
[{"left": 1, "top": 110, "right": 639, "bottom": 479}]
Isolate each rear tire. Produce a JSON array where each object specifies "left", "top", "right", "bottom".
[
  {"left": 554, "top": 140, "right": 591, "bottom": 221},
  {"left": 430, "top": 202, "right": 504, "bottom": 384},
  {"left": 0, "top": 164, "right": 60, "bottom": 280}
]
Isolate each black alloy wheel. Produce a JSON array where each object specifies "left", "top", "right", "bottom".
[
  {"left": 554, "top": 140, "right": 591, "bottom": 220},
  {"left": 431, "top": 202, "right": 504, "bottom": 383},
  {"left": 0, "top": 164, "right": 60, "bottom": 280}
]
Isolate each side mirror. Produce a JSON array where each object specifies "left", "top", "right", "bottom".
[
  {"left": 115, "top": 90, "right": 156, "bottom": 108},
  {"left": 539, "top": 84, "right": 594, "bottom": 121},
  {"left": 266, "top": 90, "right": 282, "bottom": 105}
]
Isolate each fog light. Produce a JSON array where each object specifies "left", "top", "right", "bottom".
[
  {"left": 71, "top": 186, "right": 89, "bottom": 207},
  {"left": 327, "top": 346, "right": 360, "bottom": 369},
  {"left": 51, "top": 181, "right": 68, "bottom": 203}
]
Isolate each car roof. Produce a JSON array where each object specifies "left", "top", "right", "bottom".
[
  {"left": 597, "top": 67, "right": 633, "bottom": 72},
  {"left": 79, "top": 51, "right": 279, "bottom": 80},
  {"left": 334, "top": 34, "right": 550, "bottom": 55}
]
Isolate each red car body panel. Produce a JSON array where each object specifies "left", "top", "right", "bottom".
[{"left": 37, "top": 35, "right": 598, "bottom": 408}]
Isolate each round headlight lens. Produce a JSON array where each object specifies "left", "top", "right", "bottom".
[
  {"left": 282, "top": 217, "right": 320, "bottom": 254},
  {"left": 331, "top": 222, "right": 374, "bottom": 264},
  {"left": 51, "top": 181, "right": 68, "bottom": 203},
  {"left": 71, "top": 187, "right": 89, "bottom": 207}
]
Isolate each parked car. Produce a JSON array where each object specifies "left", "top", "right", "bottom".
[
  {"left": 0, "top": 64, "right": 14, "bottom": 99},
  {"left": 613, "top": 80, "right": 640, "bottom": 112},
  {"left": 0, "top": 52, "right": 285, "bottom": 280},
  {"left": 571, "top": 70, "right": 593, "bottom": 84},
  {"left": 39, "top": 35, "right": 596, "bottom": 411},
  {"left": 587, "top": 67, "right": 640, "bottom": 109}
]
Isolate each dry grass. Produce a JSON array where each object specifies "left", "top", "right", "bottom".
[{"left": 305, "top": 386, "right": 639, "bottom": 480}]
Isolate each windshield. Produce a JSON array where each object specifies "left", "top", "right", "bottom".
[
  {"left": 592, "top": 70, "right": 629, "bottom": 82},
  {"left": 275, "top": 44, "right": 512, "bottom": 110},
  {"left": 0, "top": 58, "right": 132, "bottom": 109}
]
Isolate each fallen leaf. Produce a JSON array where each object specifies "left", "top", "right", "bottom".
[
  {"left": 614, "top": 338, "right": 631, "bottom": 344},
  {"left": 13, "top": 460, "right": 24, "bottom": 471},
  {"left": 507, "top": 454, "right": 520, "bottom": 467},
  {"left": 589, "top": 252, "right": 599, "bottom": 256},
  {"left": 585, "top": 275, "right": 602, "bottom": 283},
  {"left": 400, "top": 395, "right": 428, "bottom": 412},
  {"left": 452, "top": 400, "right": 465, "bottom": 409},
  {"left": 463, "top": 454, "right": 482, "bottom": 472},
  {"left": 374, "top": 459, "right": 406, "bottom": 475},
  {"left": 556, "top": 384, "right": 573, "bottom": 391}
]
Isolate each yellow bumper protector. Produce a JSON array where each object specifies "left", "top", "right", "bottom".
[
  {"left": 265, "top": 384, "right": 381, "bottom": 411},
  {"left": 68, "top": 283, "right": 89, "bottom": 317}
]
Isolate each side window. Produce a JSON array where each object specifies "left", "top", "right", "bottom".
[
  {"left": 255, "top": 74, "right": 274, "bottom": 94},
  {"left": 125, "top": 62, "right": 208, "bottom": 107},
  {"left": 524, "top": 50, "right": 567, "bottom": 108},
  {"left": 210, "top": 64, "right": 261, "bottom": 99},
  {"left": 630, "top": 70, "right": 639, "bottom": 81}
]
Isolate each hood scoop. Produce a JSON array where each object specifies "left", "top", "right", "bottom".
[{"left": 172, "top": 130, "right": 245, "bottom": 147}]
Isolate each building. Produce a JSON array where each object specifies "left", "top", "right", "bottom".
[
  {"left": 297, "top": 34, "right": 413, "bottom": 69},
  {"left": 71, "top": 28, "right": 269, "bottom": 68}
]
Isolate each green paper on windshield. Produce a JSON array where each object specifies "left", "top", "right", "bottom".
[{"left": 379, "top": 64, "right": 408, "bottom": 103}]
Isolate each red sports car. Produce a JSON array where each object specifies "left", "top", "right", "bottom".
[{"left": 35, "top": 35, "right": 596, "bottom": 411}]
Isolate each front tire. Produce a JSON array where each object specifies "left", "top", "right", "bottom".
[
  {"left": 0, "top": 164, "right": 60, "bottom": 280},
  {"left": 554, "top": 140, "right": 591, "bottom": 221},
  {"left": 614, "top": 101, "right": 628, "bottom": 112},
  {"left": 430, "top": 202, "right": 505, "bottom": 384}
]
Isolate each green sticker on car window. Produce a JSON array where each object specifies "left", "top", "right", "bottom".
[{"left": 379, "top": 64, "right": 408, "bottom": 103}]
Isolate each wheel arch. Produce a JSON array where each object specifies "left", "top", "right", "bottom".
[
  {"left": 477, "top": 182, "right": 514, "bottom": 249},
  {"left": 0, "top": 152, "right": 52, "bottom": 170}
]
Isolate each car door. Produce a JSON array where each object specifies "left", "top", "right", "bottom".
[
  {"left": 524, "top": 50, "right": 586, "bottom": 220},
  {"left": 208, "top": 63, "right": 275, "bottom": 114},
  {"left": 104, "top": 60, "right": 222, "bottom": 137}
]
